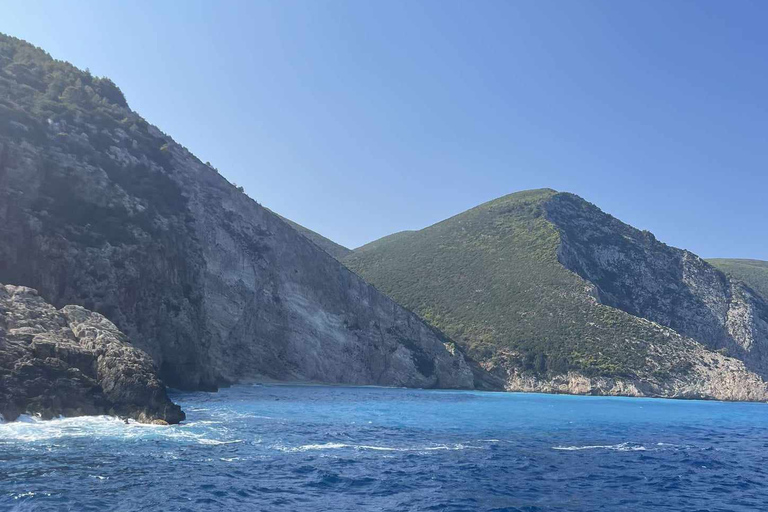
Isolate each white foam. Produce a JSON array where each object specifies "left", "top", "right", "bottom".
[
  {"left": 197, "top": 439, "right": 243, "bottom": 446},
  {"left": 182, "top": 420, "right": 224, "bottom": 427},
  {"left": 356, "top": 445, "right": 404, "bottom": 451},
  {"left": 210, "top": 411, "right": 276, "bottom": 421},
  {"left": 283, "top": 442, "right": 348, "bottom": 452},
  {"left": 272, "top": 442, "right": 479, "bottom": 453},
  {"left": 0, "top": 415, "right": 207, "bottom": 444},
  {"left": 552, "top": 442, "right": 647, "bottom": 452}
]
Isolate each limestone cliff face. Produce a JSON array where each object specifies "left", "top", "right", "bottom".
[
  {"left": 0, "top": 35, "right": 474, "bottom": 393},
  {"left": 545, "top": 193, "right": 768, "bottom": 379},
  {"left": 0, "top": 284, "right": 184, "bottom": 423}
]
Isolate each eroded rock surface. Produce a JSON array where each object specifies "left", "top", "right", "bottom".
[
  {"left": 546, "top": 193, "right": 768, "bottom": 379},
  {"left": 0, "top": 284, "right": 184, "bottom": 423}
]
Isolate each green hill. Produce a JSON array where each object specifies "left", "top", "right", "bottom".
[
  {"left": 344, "top": 189, "right": 655, "bottom": 377},
  {"left": 708, "top": 259, "right": 768, "bottom": 300},
  {"left": 354, "top": 230, "right": 415, "bottom": 254},
  {"left": 343, "top": 189, "right": 768, "bottom": 398}
]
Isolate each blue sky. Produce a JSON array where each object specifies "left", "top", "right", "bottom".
[{"left": 2, "top": 1, "right": 766, "bottom": 258}]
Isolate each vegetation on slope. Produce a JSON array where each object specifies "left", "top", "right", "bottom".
[
  {"left": 0, "top": 33, "right": 218, "bottom": 386},
  {"left": 708, "top": 259, "right": 768, "bottom": 300},
  {"left": 0, "top": 33, "right": 193, "bottom": 247},
  {"left": 354, "top": 231, "right": 416, "bottom": 254},
  {"left": 344, "top": 189, "right": 686, "bottom": 380}
]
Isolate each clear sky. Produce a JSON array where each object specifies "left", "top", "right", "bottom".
[{"left": 2, "top": 1, "right": 766, "bottom": 258}]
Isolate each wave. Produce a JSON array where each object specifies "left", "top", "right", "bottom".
[
  {"left": 552, "top": 442, "right": 647, "bottom": 452},
  {"left": 272, "top": 442, "right": 482, "bottom": 453},
  {"left": 0, "top": 415, "right": 132, "bottom": 443},
  {"left": 181, "top": 420, "right": 224, "bottom": 428},
  {"left": 197, "top": 439, "right": 243, "bottom": 446}
]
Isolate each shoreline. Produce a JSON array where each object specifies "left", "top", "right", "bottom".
[
  {"left": 6, "top": 380, "right": 766, "bottom": 426},
  {"left": 172, "top": 380, "right": 768, "bottom": 405}
]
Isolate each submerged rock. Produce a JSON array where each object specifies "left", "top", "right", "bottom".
[{"left": 0, "top": 284, "right": 184, "bottom": 423}]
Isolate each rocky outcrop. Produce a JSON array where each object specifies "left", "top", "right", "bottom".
[
  {"left": 0, "top": 284, "right": 184, "bottom": 423},
  {"left": 0, "top": 34, "right": 475, "bottom": 394}
]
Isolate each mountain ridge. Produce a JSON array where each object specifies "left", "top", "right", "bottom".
[
  {"left": 343, "top": 189, "right": 768, "bottom": 401},
  {"left": 273, "top": 212, "right": 353, "bottom": 260}
]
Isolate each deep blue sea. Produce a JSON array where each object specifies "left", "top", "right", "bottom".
[{"left": 2, "top": 385, "right": 768, "bottom": 511}]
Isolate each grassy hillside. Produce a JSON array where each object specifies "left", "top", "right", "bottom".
[
  {"left": 708, "top": 259, "right": 768, "bottom": 299},
  {"left": 344, "top": 189, "right": 685, "bottom": 380}
]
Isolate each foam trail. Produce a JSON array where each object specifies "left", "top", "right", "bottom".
[
  {"left": 273, "top": 442, "right": 481, "bottom": 453},
  {"left": 552, "top": 442, "right": 647, "bottom": 452},
  {"left": 198, "top": 439, "right": 243, "bottom": 445}
]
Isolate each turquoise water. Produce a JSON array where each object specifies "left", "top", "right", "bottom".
[{"left": 2, "top": 385, "right": 767, "bottom": 511}]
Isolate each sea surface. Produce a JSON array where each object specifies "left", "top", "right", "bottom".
[{"left": 1, "top": 385, "right": 767, "bottom": 511}]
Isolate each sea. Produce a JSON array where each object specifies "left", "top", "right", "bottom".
[{"left": 1, "top": 384, "right": 767, "bottom": 511}]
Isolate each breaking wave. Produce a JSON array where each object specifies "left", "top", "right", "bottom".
[{"left": 0, "top": 414, "right": 238, "bottom": 446}]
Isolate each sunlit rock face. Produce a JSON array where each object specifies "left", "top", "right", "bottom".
[{"left": 547, "top": 193, "right": 768, "bottom": 379}]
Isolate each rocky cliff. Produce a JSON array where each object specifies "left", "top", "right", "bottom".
[
  {"left": 0, "top": 34, "right": 475, "bottom": 399},
  {"left": 0, "top": 284, "right": 184, "bottom": 423},
  {"left": 546, "top": 193, "right": 768, "bottom": 380}
]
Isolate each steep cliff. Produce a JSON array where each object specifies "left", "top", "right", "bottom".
[
  {"left": 547, "top": 193, "right": 768, "bottom": 379},
  {"left": 0, "top": 284, "right": 184, "bottom": 423},
  {"left": 0, "top": 34, "right": 475, "bottom": 394},
  {"left": 344, "top": 189, "right": 768, "bottom": 401}
]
